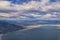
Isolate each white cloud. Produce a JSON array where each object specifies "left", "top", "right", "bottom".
[
  {"left": 0, "top": 1, "right": 11, "bottom": 8},
  {"left": 0, "top": 0, "right": 60, "bottom": 11},
  {"left": 0, "top": 1, "right": 18, "bottom": 12},
  {"left": 0, "top": 0, "right": 60, "bottom": 20}
]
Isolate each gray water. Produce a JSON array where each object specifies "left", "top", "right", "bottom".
[{"left": 2, "top": 25, "right": 60, "bottom": 40}]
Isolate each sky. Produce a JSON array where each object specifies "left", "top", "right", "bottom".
[{"left": 0, "top": 0, "right": 60, "bottom": 20}]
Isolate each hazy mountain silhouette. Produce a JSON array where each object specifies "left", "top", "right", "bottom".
[{"left": 0, "top": 20, "right": 24, "bottom": 34}]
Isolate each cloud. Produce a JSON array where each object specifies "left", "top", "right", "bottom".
[
  {"left": 0, "top": 1, "right": 10, "bottom": 7},
  {"left": 0, "top": 0, "right": 60, "bottom": 20},
  {"left": 0, "top": 1, "right": 18, "bottom": 12}
]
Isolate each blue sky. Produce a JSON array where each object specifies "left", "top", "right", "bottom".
[
  {"left": 9, "top": 0, "right": 41, "bottom": 4},
  {"left": 10, "top": 0, "right": 31, "bottom": 4},
  {"left": 9, "top": 0, "right": 57, "bottom": 4}
]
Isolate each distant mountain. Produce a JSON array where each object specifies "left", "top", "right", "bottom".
[
  {"left": 2, "top": 20, "right": 60, "bottom": 26},
  {"left": 7, "top": 20, "right": 60, "bottom": 25},
  {"left": 0, "top": 20, "right": 24, "bottom": 34},
  {"left": 0, "top": 20, "right": 60, "bottom": 34},
  {"left": 18, "top": 20, "right": 60, "bottom": 25}
]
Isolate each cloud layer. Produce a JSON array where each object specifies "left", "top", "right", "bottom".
[{"left": 0, "top": 0, "right": 60, "bottom": 20}]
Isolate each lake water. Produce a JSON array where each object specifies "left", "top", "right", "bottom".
[
  {"left": 2, "top": 25, "right": 60, "bottom": 40},
  {"left": 0, "top": 20, "right": 60, "bottom": 40}
]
